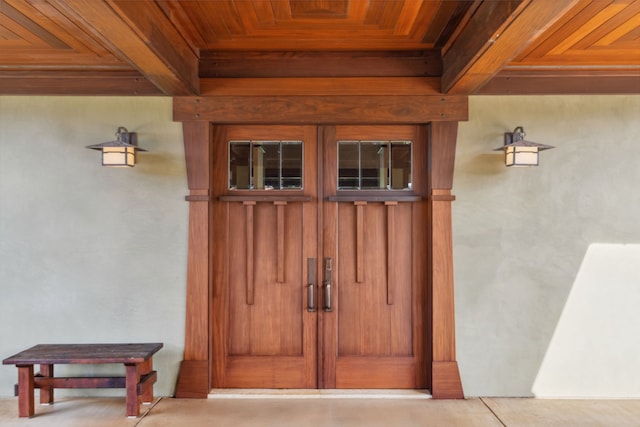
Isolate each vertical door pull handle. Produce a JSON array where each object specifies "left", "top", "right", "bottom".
[
  {"left": 307, "top": 258, "right": 316, "bottom": 312},
  {"left": 323, "top": 257, "right": 333, "bottom": 312}
]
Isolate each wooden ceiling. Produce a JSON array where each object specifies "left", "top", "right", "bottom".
[{"left": 1, "top": 0, "right": 639, "bottom": 96}]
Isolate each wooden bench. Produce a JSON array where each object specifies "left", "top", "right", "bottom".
[{"left": 2, "top": 343, "right": 163, "bottom": 418}]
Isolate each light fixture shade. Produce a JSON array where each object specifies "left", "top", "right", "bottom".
[
  {"left": 102, "top": 145, "right": 136, "bottom": 167},
  {"left": 494, "top": 126, "right": 553, "bottom": 167},
  {"left": 86, "top": 127, "right": 146, "bottom": 167},
  {"left": 505, "top": 145, "right": 539, "bottom": 167}
]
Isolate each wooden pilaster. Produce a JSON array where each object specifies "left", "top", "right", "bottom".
[
  {"left": 428, "top": 121, "right": 464, "bottom": 399},
  {"left": 175, "top": 121, "right": 211, "bottom": 398}
]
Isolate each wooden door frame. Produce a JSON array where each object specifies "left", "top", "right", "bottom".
[{"left": 173, "top": 94, "right": 467, "bottom": 399}]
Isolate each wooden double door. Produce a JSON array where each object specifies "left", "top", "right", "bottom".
[{"left": 211, "top": 125, "right": 428, "bottom": 389}]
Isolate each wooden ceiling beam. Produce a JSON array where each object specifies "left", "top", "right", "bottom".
[
  {"left": 48, "top": 0, "right": 199, "bottom": 95},
  {"left": 200, "top": 77, "right": 442, "bottom": 96},
  {"left": 441, "top": 0, "right": 581, "bottom": 94},
  {"left": 200, "top": 50, "right": 441, "bottom": 78},
  {"left": 0, "top": 70, "right": 162, "bottom": 95},
  {"left": 173, "top": 95, "right": 468, "bottom": 124},
  {"left": 477, "top": 69, "right": 640, "bottom": 95}
]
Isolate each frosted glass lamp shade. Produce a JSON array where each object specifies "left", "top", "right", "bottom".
[
  {"left": 494, "top": 127, "right": 553, "bottom": 167},
  {"left": 86, "top": 127, "right": 146, "bottom": 167}
]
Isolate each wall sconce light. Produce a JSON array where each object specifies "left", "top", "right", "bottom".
[
  {"left": 86, "top": 126, "right": 146, "bottom": 167},
  {"left": 494, "top": 126, "right": 554, "bottom": 167}
]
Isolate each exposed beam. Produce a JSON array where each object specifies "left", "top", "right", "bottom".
[
  {"left": 477, "top": 69, "right": 640, "bottom": 95},
  {"left": 200, "top": 50, "right": 441, "bottom": 78},
  {"left": 48, "top": 0, "right": 199, "bottom": 95},
  {"left": 0, "top": 71, "right": 161, "bottom": 95},
  {"left": 200, "top": 77, "right": 442, "bottom": 96},
  {"left": 441, "top": 0, "right": 581, "bottom": 94},
  {"left": 173, "top": 95, "right": 468, "bottom": 124}
]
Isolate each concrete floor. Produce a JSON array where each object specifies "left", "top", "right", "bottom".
[{"left": 1, "top": 396, "right": 640, "bottom": 427}]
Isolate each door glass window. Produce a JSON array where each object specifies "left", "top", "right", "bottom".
[
  {"left": 338, "top": 140, "right": 412, "bottom": 190},
  {"left": 229, "top": 140, "right": 303, "bottom": 190}
]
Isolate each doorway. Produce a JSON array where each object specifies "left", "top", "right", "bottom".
[{"left": 210, "top": 125, "right": 428, "bottom": 389}]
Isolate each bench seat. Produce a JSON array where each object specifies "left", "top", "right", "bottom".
[{"left": 3, "top": 343, "right": 163, "bottom": 418}]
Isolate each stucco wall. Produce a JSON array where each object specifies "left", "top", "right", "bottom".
[
  {"left": 0, "top": 97, "right": 187, "bottom": 397},
  {"left": 455, "top": 95, "right": 640, "bottom": 397},
  {"left": 1, "top": 95, "right": 639, "bottom": 398}
]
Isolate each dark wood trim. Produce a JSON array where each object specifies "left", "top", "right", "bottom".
[
  {"left": 174, "top": 360, "right": 209, "bottom": 399},
  {"left": 32, "top": 371, "right": 156, "bottom": 391},
  {"left": 327, "top": 195, "right": 422, "bottom": 202},
  {"left": 427, "top": 122, "right": 464, "bottom": 399},
  {"left": 432, "top": 361, "right": 464, "bottom": 399},
  {"left": 185, "top": 194, "right": 211, "bottom": 202},
  {"left": 0, "top": 71, "right": 161, "bottom": 96},
  {"left": 428, "top": 122, "right": 458, "bottom": 190},
  {"left": 200, "top": 77, "right": 442, "bottom": 96},
  {"left": 428, "top": 194, "right": 456, "bottom": 202},
  {"left": 176, "top": 121, "right": 212, "bottom": 398},
  {"left": 199, "top": 50, "right": 441, "bottom": 78},
  {"left": 183, "top": 122, "right": 211, "bottom": 189},
  {"left": 477, "top": 69, "right": 640, "bottom": 94},
  {"left": 219, "top": 195, "right": 312, "bottom": 202},
  {"left": 173, "top": 95, "right": 468, "bottom": 124}
]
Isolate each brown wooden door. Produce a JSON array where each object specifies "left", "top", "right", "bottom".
[
  {"left": 212, "top": 125, "right": 427, "bottom": 389},
  {"left": 320, "top": 126, "right": 428, "bottom": 389},
  {"left": 211, "top": 125, "right": 318, "bottom": 388}
]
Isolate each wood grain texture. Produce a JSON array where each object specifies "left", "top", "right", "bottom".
[
  {"left": 428, "top": 122, "right": 458, "bottom": 190},
  {"left": 386, "top": 201, "right": 397, "bottom": 305},
  {"left": 426, "top": 121, "right": 463, "bottom": 399},
  {"left": 174, "top": 360, "right": 209, "bottom": 398},
  {"left": 3, "top": 343, "right": 163, "bottom": 364},
  {"left": 442, "top": 0, "right": 582, "bottom": 94},
  {"left": 17, "top": 365, "right": 34, "bottom": 417},
  {"left": 478, "top": 70, "right": 640, "bottom": 95},
  {"left": 276, "top": 201, "right": 286, "bottom": 283},
  {"left": 327, "top": 125, "right": 426, "bottom": 389},
  {"left": 213, "top": 125, "right": 317, "bottom": 389},
  {"left": 0, "top": 71, "right": 161, "bottom": 96},
  {"left": 2, "top": 1, "right": 639, "bottom": 95},
  {"left": 173, "top": 95, "right": 469, "bottom": 124},
  {"left": 183, "top": 122, "right": 211, "bottom": 190},
  {"left": 47, "top": 0, "right": 198, "bottom": 95},
  {"left": 200, "top": 77, "right": 442, "bottom": 96},
  {"left": 199, "top": 50, "right": 441, "bottom": 78},
  {"left": 182, "top": 122, "right": 211, "bottom": 364},
  {"left": 38, "top": 364, "right": 54, "bottom": 404},
  {"left": 244, "top": 201, "right": 255, "bottom": 306},
  {"left": 432, "top": 361, "right": 464, "bottom": 399}
]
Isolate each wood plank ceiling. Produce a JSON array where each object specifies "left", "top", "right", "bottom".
[{"left": 0, "top": 0, "right": 639, "bottom": 96}]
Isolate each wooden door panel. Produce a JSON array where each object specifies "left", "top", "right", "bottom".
[
  {"left": 228, "top": 202, "right": 303, "bottom": 357},
  {"left": 212, "top": 125, "right": 317, "bottom": 389},
  {"left": 223, "top": 357, "right": 310, "bottom": 388},
  {"left": 214, "top": 124, "right": 426, "bottom": 390},
  {"left": 323, "top": 125, "right": 428, "bottom": 389},
  {"left": 337, "top": 202, "right": 413, "bottom": 357},
  {"left": 336, "top": 357, "right": 416, "bottom": 388}
]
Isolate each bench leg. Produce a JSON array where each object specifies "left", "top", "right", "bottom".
[
  {"left": 125, "top": 363, "right": 141, "bottom": 417},
  {"left": 17, "top": 365, "right": 35, "bottom": 417},
  {"left": 140, "top": 358, "right": 154, "bottom": 403},
  {"left": 39, "top": 364, "right": 54, "bottom": 405}
]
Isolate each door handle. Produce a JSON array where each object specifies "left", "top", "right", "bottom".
[
  {"left": 323, "top": 257, "right": 333, "bottom": 312},
  {"left": 307, "top": 258, "right": 316, "bottom": 312}
]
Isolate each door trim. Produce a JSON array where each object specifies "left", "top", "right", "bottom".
[{"left": 174, "top": 98, "right": 465, "bottom": 399}]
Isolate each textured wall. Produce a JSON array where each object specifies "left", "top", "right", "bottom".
[
  {"left": 0, "top": 97, "right": 187, "bottom": 397},
  {"left": 455, "top": 96, "right": 640, "bottom": 397},
  {"left": 1, "top": 95, "right": 639, "bottom": 398}
]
